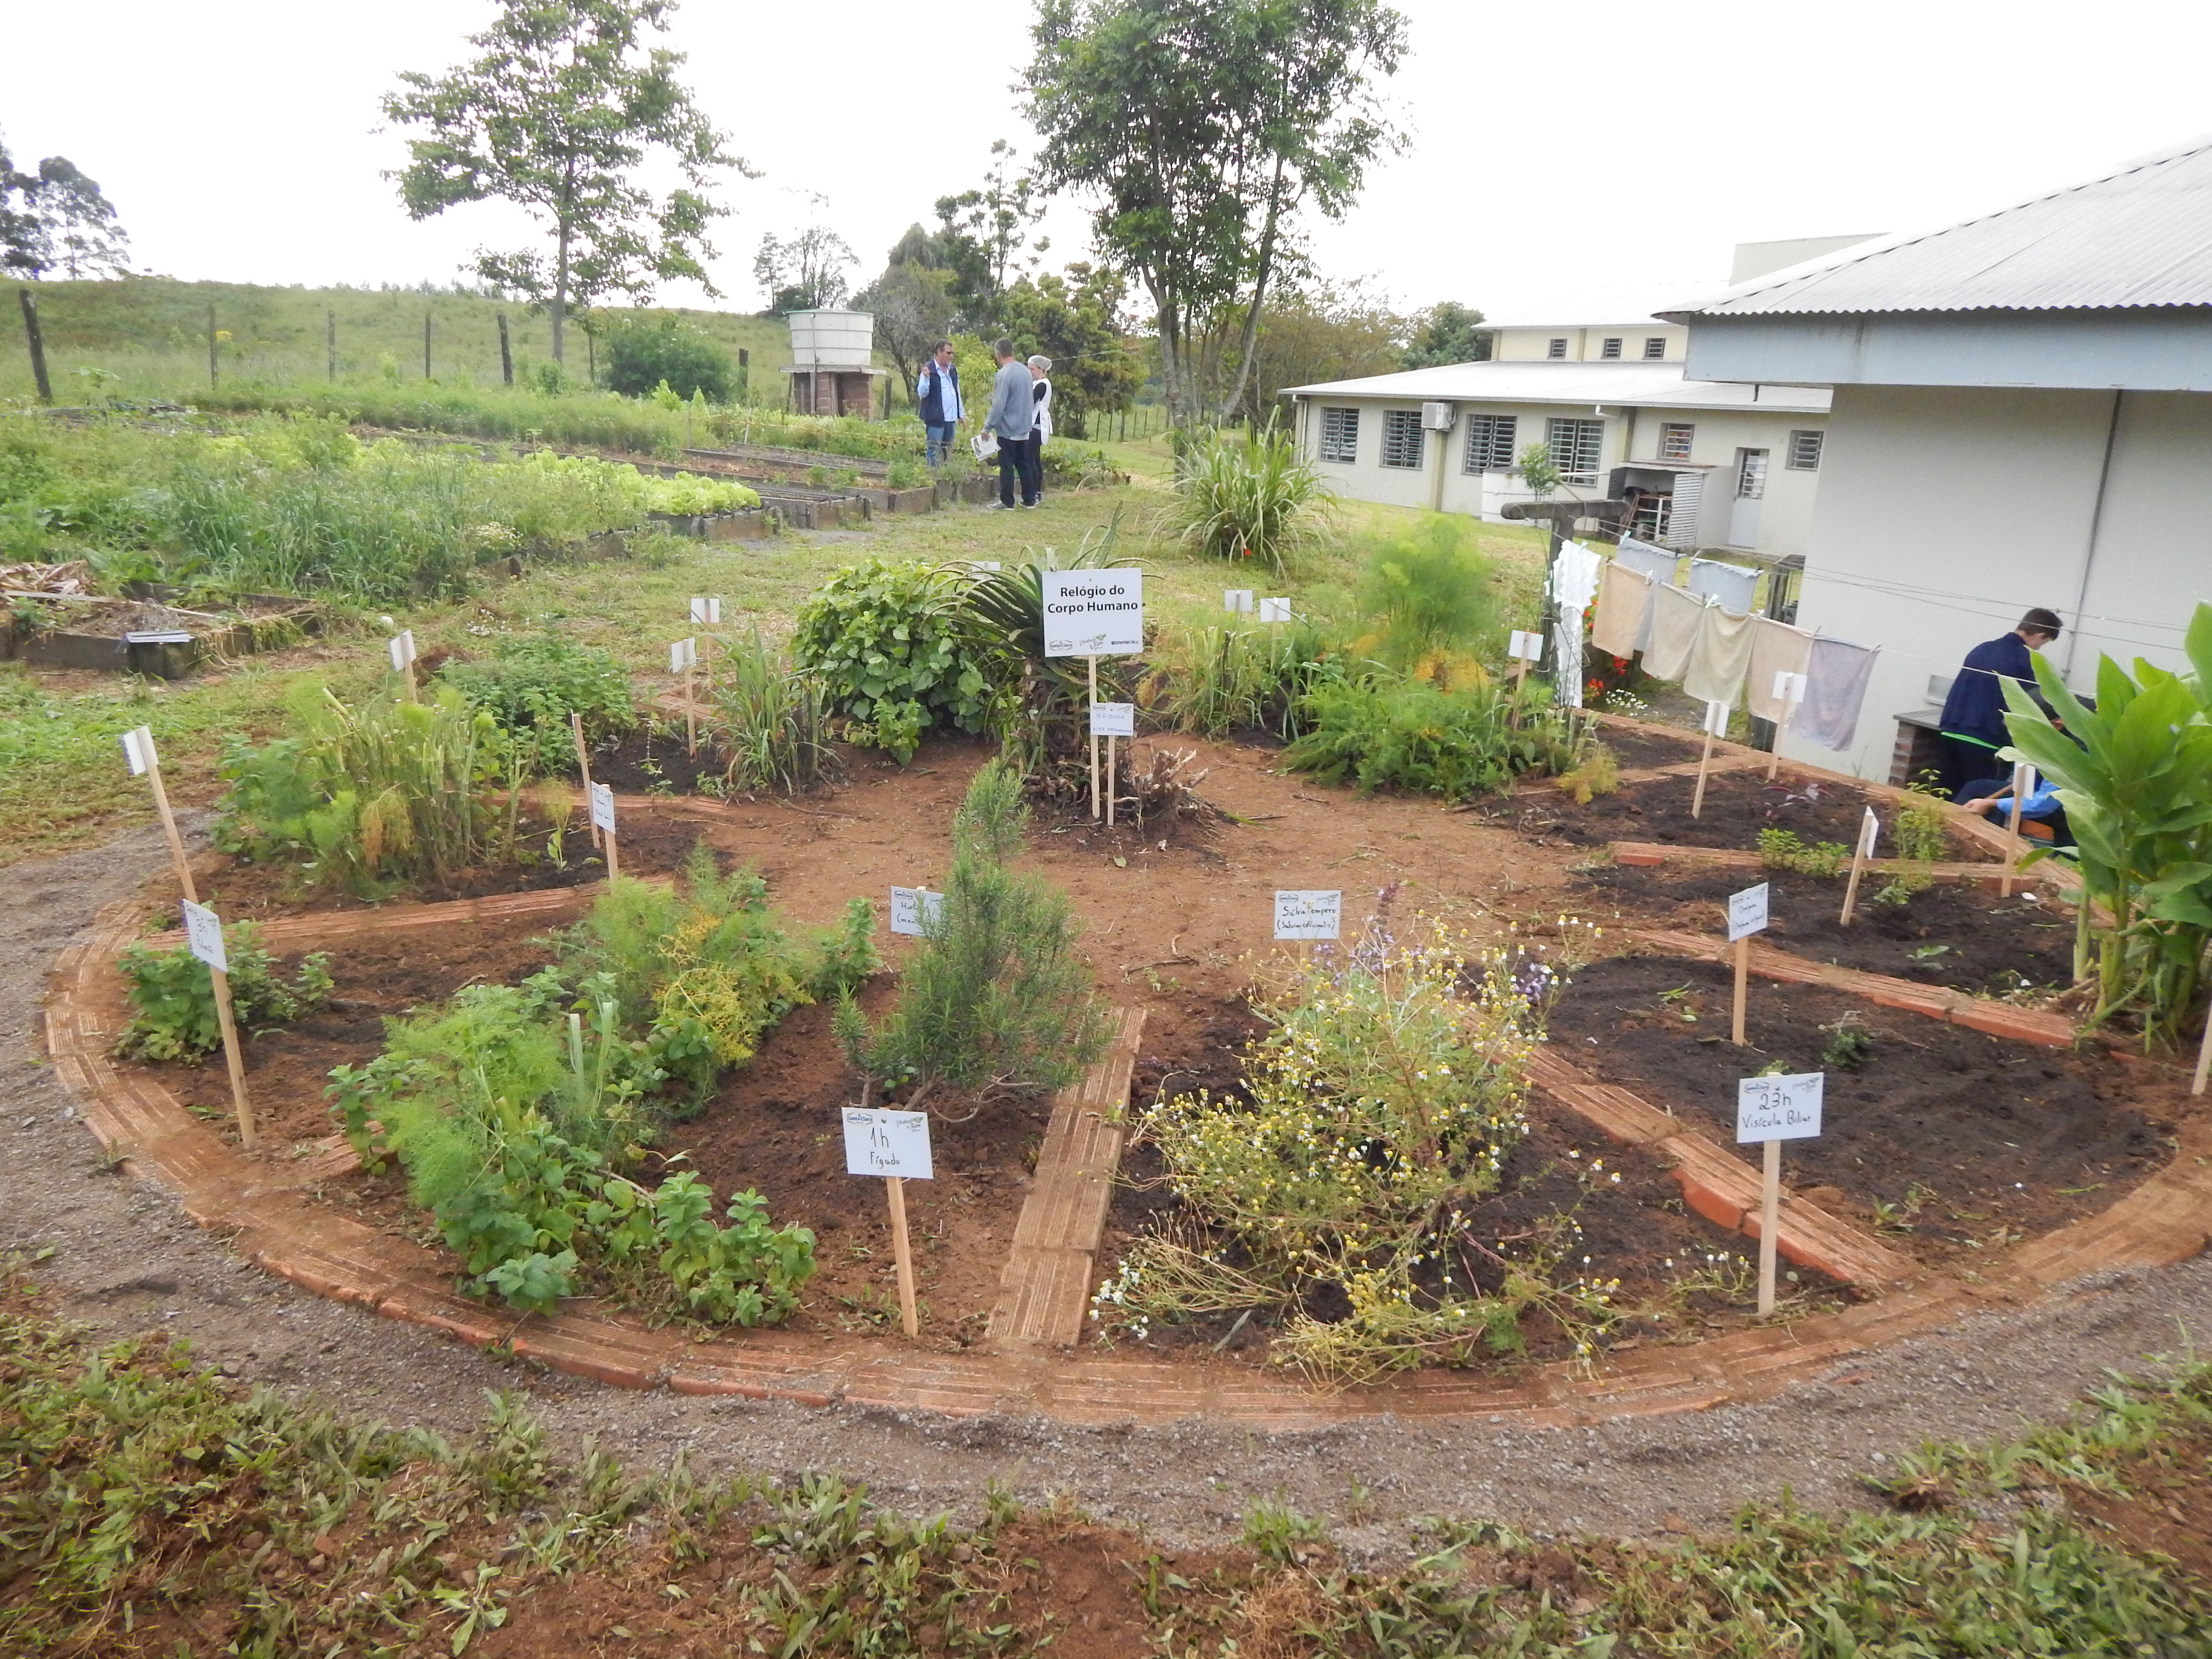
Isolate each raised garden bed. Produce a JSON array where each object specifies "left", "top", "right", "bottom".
[
  {"left": 1, "top": 589, "right": 322, "bottom": 679},
  {"left": 643, "top": 507, "right": 776, "bottom": 541}
]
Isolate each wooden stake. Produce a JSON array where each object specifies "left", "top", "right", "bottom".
[
  {"left": 1106, "top": 733, "right": 1117, "bottom": 826},
  {"left": 1691, "top": 726, "right": 1717, "bottom": 819},
  {"left": 209, "top": 966, "right": 256, "bottom": 1152},
  {"left": 685, "top": 661, "right": 697, "bottom": 757},
  {"left": 2000, "top": 762, "right": 2030, "bottom": 899},
  {"left": 19, "top": 289, "right": 53, "bottom": 405},
  {"left": 2193, "top": 995, "right": 2212, "bottom": 1097},
  {"left": 1767, "top": 695, "right": 1797, "bottom": 781},
  {"left": 1731, "top": 934, "right": 1749, "bottom": 1046},
  {"left": 145, "top": 758, "right": 198, "bottom": 904},
  {"left": 1755, "top": 1137, "right": 1781, "bottom": 1315},
  {"left": 1839, "top": 841, "right": 1870, "bottom": 927},
  {"left": 885, "top": 1175, "right": 918, "bottom": 1337},
  {"left": 1087, "top": 655, "right": 1101, "bottom": 821},
  {"left": 571, "top": 712, "right": 600, "bottom": 849},
  {"left": 604, "top": 825, "right": 620, "bottom": 881}
]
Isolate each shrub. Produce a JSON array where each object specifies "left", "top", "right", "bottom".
[
  {"left": 1553, "top": 742, "right": 1620, "bottom": 805},
  {"left": 1136, "top": 617, "right": 1337, "bottom": 741},
  {"left": 710, "top": 630, "right": 838, "bottom": 793},
  {"left": 811, "top": 896, "right": 881, "bottom": 1000},
  {"left": 439, "top": 631, "right": 638, "bottom": 756},
  {"left": 791, "top": 558, "right": 999, "bottom": 758},
  {"left": 1168, "top": 420, "right": 1330, "bottom": 573},
  {"left": 866, "top": 761, "right": 1108, "bottom": 1097},
  {"left": 1347, "top": 517, "right": 1501, "bottom": 678},
  {"left": 1281, "top": 678, "right": 1582, "bottom": 801},
  {"left": 117, "top": 923, "right": 332, "bottom": 1062},
  {"left": 1758, "top": 827, "right": 1848, "bottom": 877},
  {"left": 601, "top": 315, "right": 734, "bottom": 402}
]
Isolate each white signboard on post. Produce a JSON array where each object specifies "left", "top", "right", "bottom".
[
  {"left": 1509, "top": 629, "right": 1545, "bottom": 664},
  {"left": 1041, "top": 569, "right": 1144, "bottom": 657},
  {"left": 1726, "top": 881, "right": 1770, "bottom": 942},
  {"left": 1223, "top": 588, "right": 1254, "bottom": 613},
  {"left": 842, "top": 1108, "right": 934, "bottom": 1179},
  {"left": 1273, "top": 890, "right": 1342, "bottom": 940},
  {"left": 121, "top": 725, "right": 154, "bottom": 776},
  {"left": 1771, "top": 670, "right": 1807, "bottom": 706},
  {"left": 669, "top": 637, "right": 697, "bottom": 673},
  {"left": 1703, "top": 700, "right": 1732, "bottom": 738},
  {"left": 1857, "top": 807, "right": 1880, "bottom": 857},
  {"left": 889, "top": 887, "right": 944, "bottom": 937},
  {"left": 1258, "top": 596, "right": 1292, "bottom": 624},
  {"left": 589, "top": 781, "right": 616, "bottom": 835},
  {"left": 387, "top": 629, "right": 416, "bottom": 671},
  {"left": 181, "top": 900, "right": 227, "bottom": 973},
  {"left": 690, "top": 596, "right": 721, "bottom": 625},
  {"left": 1089, "top": 701, "right": 1135, "bottom": 737},
  {"left": 1737, "top": 1071, "right": 1825, "bottom": 1143}
]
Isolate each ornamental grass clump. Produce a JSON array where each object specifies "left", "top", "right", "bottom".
[
  {"left": 1168, "top": 420, "right": 1330, "bottom": 573},
  {"left": 1099, "top": 911, "right": 1617, "bottom": 1384},
  {"left": 710, "top": 629, "right": 838, "bottom": 793}
]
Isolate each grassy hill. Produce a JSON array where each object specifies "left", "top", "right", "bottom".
[{"left": 3, "top": 276, "right": 806, "bottom": 405}]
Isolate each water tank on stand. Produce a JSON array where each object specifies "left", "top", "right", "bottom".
[{"left": 783, "top": 308, "right": 883, "bottom": 417}]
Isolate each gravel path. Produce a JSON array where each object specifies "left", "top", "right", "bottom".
[{"left": 9, "top": 827, "right": 2211, "bottom": 1561}]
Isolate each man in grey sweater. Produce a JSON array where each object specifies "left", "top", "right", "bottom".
[{"left": 985, "top": 337, "right": 1041, "bottom": 508}]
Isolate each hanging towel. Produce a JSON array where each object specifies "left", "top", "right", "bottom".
[
  {"left": 1798, "top": 636, "right": 1881, "bottom": 751},
  {"left": 1683, "top": 604, "right": 1756, "bottom": 708},
  {"left": 1614, "top": 536, "right": 1678, "bottom": 587},
  {"left": 1746, "top": 616, "right": 1815, "bottom": 723},
  {"left": 1589, "top": 562, "right": 1650, "bottom": 659},
  {"left": 1687, "top": 557, "right": 1759, "bottom": 613},
  {"left": 1643, "top": 582, "right": 1704, "bottom": 682},
  {"left": 1548, "top": 540, "right": 1604, "bottom": 708}
]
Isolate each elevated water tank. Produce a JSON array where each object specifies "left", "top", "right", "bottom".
[{"left": 786, "top": 308, "right": 875, "bottom": 370}]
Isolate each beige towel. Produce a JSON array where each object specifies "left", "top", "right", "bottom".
[
  {"left": 1643, "top": 581, "right": 1704, "bottom": 681},
  {"left": 1589, "top": 562, "right": 1649, "bottom": 658},
  {"left": 1683, "top": 605, "right": 1756, "bottom": 708},
  {"left": 1747, "top": 616, "right": 1815, "bottom": 723}
]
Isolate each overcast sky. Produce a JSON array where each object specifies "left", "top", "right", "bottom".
[{"left": 8, "top": 0, "right": 2212, "bottom": 323}]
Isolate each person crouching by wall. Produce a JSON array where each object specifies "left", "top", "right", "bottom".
[
  {"left": 1027, "top": 355, "right": 1054, "bottom": 505},
  {"left": 1936, "top": 607, "right": 2064, "bottom": 797},
  {"left": 915, "top": 340, "right": 962, "bottom": 471},
  {"left": 986, "top": 338, "right": 1039, "bottom": 509}
]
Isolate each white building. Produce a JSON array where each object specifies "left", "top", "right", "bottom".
[{"left": 1665, "top": 139, "right": 2212, "bottom": 781}]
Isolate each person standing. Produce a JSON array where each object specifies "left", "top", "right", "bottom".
[
  {"left": 914, "top": 340, "right": 962, "bottom": 471},
  {"left": 1026, "top": 355, "right": 1054, "bottom": 505},
  {"left": 986, "top": 338, "right": 1038, "bottom": 509},
  {"left": 1936, "top": 607, "right": 2064, "bottom": 796}
]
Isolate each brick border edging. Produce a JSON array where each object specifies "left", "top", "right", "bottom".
[{"left": 42, "top": 870, "right": 2212, "bottom": 1431}]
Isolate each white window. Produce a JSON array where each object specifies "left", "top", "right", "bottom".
[
  {"left": 1642, "top": 337, "right": 1667, "bottom": 359},
  {"left": 1737, "top": 448, "right": 1769, "bottom": 499},
  {"left": 1546, "top": 416, "right": 1605, "bottom": 485},
  {"left": 1464, "top": 414, "right": 1517, "bottom": 474},
  {"left": 1319, "top": 406, "right": 1358, "bottom": 464},
  {"left": 1787, "top": 429, "right": 1824, "bottom": 470},
  {"left": 1600, "top": 337, "right": 1623, "bottom": 359},
  {"left": 1658, "top": 422, "right": 1694, "bottom": 462},
  {"left": 1547, "top": 337, "right": 1568, "bottom": 359},
  {"left": 1380, "top": 409, "right": 1425, "bottom": 469}
]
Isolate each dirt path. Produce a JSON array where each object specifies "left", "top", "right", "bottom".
[{"left": 10, "top": 813, "right": 2212, "bottom": 1562}]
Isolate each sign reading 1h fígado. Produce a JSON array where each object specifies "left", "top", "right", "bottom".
[{"left": 1042, "top": 569, "right": 1143, "bottom": 657}]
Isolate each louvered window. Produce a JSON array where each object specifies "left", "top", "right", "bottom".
[
  {"left": 1318, "top": 406, "right": 1358, "bottom": 463},
  {"left": 1380, "top": 409, "right": 1424, "bottom": 469},
  {"left": 1600, "top": 337, "right": 1623, "bottom": 359},
  {"left": 1546, "top": 416, "right": 1605, "bottom": 485},
  {"left": 1464, "top": 414, "right": 1517, "bottom": 474},
  {"left": 1642, "top": 337, "right": 1667, "bottom": 359},
  {"left": 1787, "top": 429, "right": 1824, "bottom": 470},
  {"left": 1658, "top": 422, "right": 1694, "bottom": 462},
  {"left": 1547, "top": 337, "right": 1568, "bottom": 359}
]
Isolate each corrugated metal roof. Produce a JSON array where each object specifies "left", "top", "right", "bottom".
[
  {"left": 1282, "top": 359, "right": 1829, "bottom": 413},
  {"left": 1675, "top": 135, "right": 2212, "bottom": 316}
]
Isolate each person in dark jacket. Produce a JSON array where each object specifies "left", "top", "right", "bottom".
[
  {"left": 914, "top": 340, "right": 962, "bottom": 470},
  {"left": 1936, "top": 607, "right": 2063, "bottom": 796}
]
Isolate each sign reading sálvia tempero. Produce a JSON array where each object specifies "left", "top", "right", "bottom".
[
  {"left": 1273, "top": 890, "right": 1343, "bottom": 940},
  {"left": 1041, "top": 569, "right": 1143, "bottom": 657}
]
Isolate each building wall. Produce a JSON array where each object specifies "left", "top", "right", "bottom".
[
  {"left": 1776, "top": 383, "right": 2212, "bottom": 780},
  {"left": 1618, "top": 406, "right": 1826, "bottom": 557},
  {"left": 1492, "top": 323, "right": 1685, "bottom": 362}
]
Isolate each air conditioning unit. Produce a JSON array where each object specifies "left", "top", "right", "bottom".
[{"left": 1420, "top": 401, "right": 1456, "bottom": 431}]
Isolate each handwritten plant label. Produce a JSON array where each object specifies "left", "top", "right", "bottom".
[
  {"left": 589, "top": 781, "right": 616, "bottom": 835},
  {"left": 888, "top": 887, "right": 944, "bottom": 937},
  {"left": 1703, "top": 700, "right": 1731, "bottom": 738},
  {"left": 387, "top": 629, "right": 416, "bottom": 671},
  {"left": 120, "top": 725, "right": 155, "bottom": 776},
  {"left": 1737, "top": 1071, "right": 1824, "bottom": 1143},
  {"left": 842, "top": 1107, "right": 934, "bottom": 1179},
  {"left": 1223, "top": 589, "right": 1254, "bottom": 613},
  {"left": 181, "top": 900, "right": 227, "bottom": 973},
  {"left": 1857, "top": 806, "right": 1880, "bottom": 857},
  {"left": 1258, "top": 597, "right": 1292, "bottom": 624},
  {"left": 1772, "top": 669, "right": 1807, "bottom": 705},
  {"left": 669, "top": 637, "right": 697, "bottom": 673},
  {"left": 1090, "top": 701, "right": 1135, "bottom": 737},
  {"left": 1726, "top": 881, "right": 1769, "bottom": 942},
  {"left": 1508, "top": 629, "right": 1545, "bottom": 663},
  {"left": 1273, "top": 889, "right": 1342, "bottom": 940},
  {"left": 969, "top": 560, "right": 1002, "bottom": 573},
  {"left": 690, "top": 596, "right": 721, "bottom": 625},
  {"left": 1042, "top": 569, "right": 1143, "bottom": 657}
]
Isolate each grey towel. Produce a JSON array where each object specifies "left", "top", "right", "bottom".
[
  {"left": 1615, "top": 536, "right": 1678, "bottom": 586},
  {"left": 1688, "top": 557, "right": 1759, "bottom": 613},
  {"left": 1798, "top": 636, "right": 1880, "bottom": 751}
]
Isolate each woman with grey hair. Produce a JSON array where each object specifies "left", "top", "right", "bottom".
[{"left": 1025, "top": 357, "right": 1054, "bottom": 505}]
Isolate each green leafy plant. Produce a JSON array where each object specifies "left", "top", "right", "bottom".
[
  {"left": 790, "top": 557, "right": 998, "bottom": 758},
  {"left": 1346, "top": 516, "right": 1501, "bottom": 677},
  {"left": 1167, "top": 419, "right": 1331, "bottom": 573},
  {"left": 1136, "top": 615, "right": 1337, "bottom": 740},
  {"left": 439, "top": 630, "right": 638, "bottom": 753},
  {"left": 1819, "top": 1012, "right": 1875, "bottom": 1069},
  {"left": 1513, "top": 439, "right": 1561, "bottom": 498},
  {"left": 116, "top": 923, "right": 332, "bottom": 1062},
  {"left": 635, "top": 472, "right": 759, "bottom": 515},
  {"left": 1282, "top": 676, "right": 1582, "bottom": 801},
  {"left": 709, "top": 629, "right": 837, "bottom": 793},
  {"left": 1758, "top": 827, "right": 1849, "bottom": 877},
  {"left": 810, "top": 896, "right": 881, "bottom": 1000}
]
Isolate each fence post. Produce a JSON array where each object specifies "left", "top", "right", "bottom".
[
  {"left": 326, "top": 309, "right": 336, "bottom": 381},
  {"left": 207, "top": 304, "right": 218, "bottom": 387},
  {"left": 17, "top": 290, "right": 52, "bottom": 405},
  {"left": 497, "top": 313, "right": 513, "bottom": 385},
  {"left": 738, "top": 347, "right": 749, "bottom": 404},
  {"left": 423, "top": 311, "right": 432, "bottom": 380}
]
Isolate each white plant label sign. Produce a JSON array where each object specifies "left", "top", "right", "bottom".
[
  {"left": 1223, "top": 588, "right": 1254, "bottom": 613},
  {"left": 1737, "top": 1071, "right": 1824, "bottom": 1143},
  {"left": 589, "top": 781, "right": 616, "bottom": 835},
  {"left": 1090, "top": 701, "right": 1136, "bottom": 737},
  {"left": 1273, "top": 889, "right": 1342, "bottom": 940},
  {"left": 1509, "top": 629, "right": 1545, "bottom": 664},
  {"left": 1258, "top": 597, "right": 1292, "bottom": 624},
  {"left": 181, "top": 900, "right": 227, "bottom": 973},
  {"left": 1857, "top": 806, "right": 1880, "bottom": 857},
  {"left": 1703, "top": 700, "right": 1731, "bottom": 738},
  {"left": 387, "top": 629, "right": 416, "bottom": 671},
  {"left": 842, "top": 1108, "right": 934, "bottom": 1179},
  {"left": 969, "top": 560, "right": 1002, "bottom": 573},
  {"left": 670, "top": 637, "right": 697, "bottom": 673},
  {"left": 888, "top": 887, "right": 944, "bottom": 937},
  {"left": 690, "top": 596, "right": 721, "bottom": 625},
  {"left": 1726, "top": 881, "right": 1770, "bottom": 942},
  {"left": 1772, "top": 670, "right": 1807, "bottom": 706},
  {"left": 121, "top": 725, "right": 154, "bottom": 776},
  {"left": 1041, "top": 569, "right": 1143, "bottom": 657}
]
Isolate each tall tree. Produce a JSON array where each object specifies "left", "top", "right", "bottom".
[
  {"left": 383, "top": 0, "right": 743, "bottom": 363},
  {"left": 753, "top": 226, "right": 856, "bottom": 314},
  {"left": 997, "top": 263, "right": 1142, "bottom": 437},
  {"left": 1402, "top": 300, "right": 1489, "bottom": 368},
  {"left": 1024, "top": 0, "right": 1406, "bottom": 427},
  {"left": 855, "top": 260, "right": 956, "bottom": 397},
  {"left": 931, "top": 140, "right": 1049, "bottom": 330},
  {"left": 1232, "top": 277, "right": 1405, "bottom": 425},
  {"left": 1, "top": 138, "right": 131, "bottom": 278}
]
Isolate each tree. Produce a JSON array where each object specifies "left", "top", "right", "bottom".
[
  {"left": 931, "top": 140, "right": 1049, "bottom": 330},
  {"left": 1402, "top": 301, "right": 1489, "bottom": 369},
  {"left": 855, "top": 261, "right": 956, "bottom": 400},
  {"left": 1024, "top": 0, "right": 1407, "bottom": 427},
  {"left": 1231, "top": 277, "right": 1404, "bottom": 425},
  {"left": 383, "top": 0, "right": 742, "bottom": 364},
  {"left": 997, "top": 263, "right": 1142, "bottom": 437},
  {"left": 601, "top": 313, "right": 732, "bottom": 400},
  {"left": 0, "top": 138, "right": 131, "bottom": 278},
  {"left": 753, "top": 226, "right": 856, "bottom": 314}
]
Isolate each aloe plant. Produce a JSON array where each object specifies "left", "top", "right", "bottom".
[{"left": 2000, "top": 602, "right": 2212, "bottom": 1046}]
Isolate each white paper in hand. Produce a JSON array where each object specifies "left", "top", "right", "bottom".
[
  {"left": 589, "top": 781, "right": 616, "bottom": 835},
  {"left": 1508, "top": 629, "right": 1545, "bottom": 664},
  {"left": 1273, "top": 890, "right": 1342, "bottom": 940},
  {"left": 1089, "top": 701, "right": 1135, "bottom": 737},
  {"left": 842, "top": 1107, "right": 933, "bottom": 1179},
  {"left": 1737, "top": 1072, "right": 1824, "bottom": 1143},
  {"left": 1726, "top": 881, "right": 1769, "bottom": 942},
  {"left": 689, "top": 596, "right": 721, "bottom": 625},
  {"left": 888, "top": 887, "right": 944, "bottom": 937},
  {"left": 181, "top": 900, "right": 227, "bottom": 973},
  {"left": 1041, "top": 569, "right": 1143, "bottom": 657},
  {"left": 121, "top": 725, "right": 154, "bottom": 776}
]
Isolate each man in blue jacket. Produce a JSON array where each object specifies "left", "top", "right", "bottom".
[
  {"left": 914, "top": 340, "right": 962, "bottom": 471},
  {"left": 985, "top": 337, "right": 1040, "bottom": 509},
  {"left": 1936, "top": 607, "right": 2063, "bottom": 796}
]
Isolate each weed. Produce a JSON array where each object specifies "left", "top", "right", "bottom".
[
  {"left": 438, "top": 630, "right": 637, "bottom": 755},
  {"left": 1819, "top": 1012, "right": 1875, "bottom": 1069},
  {"left": 116, "top": 922, "right": 331, "bottom": 1061},
  {"left": 1553, "top": 741, "right": 1620, "bottom": 805},
  {"left": 1241, "top": 1498, "right": 1327, "bottom": 1565},
  {"left": 1758, "top": 826, "right": 1849, "bottom": 876}
]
